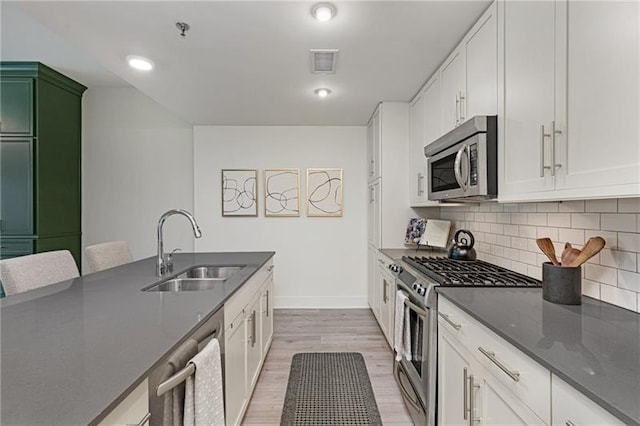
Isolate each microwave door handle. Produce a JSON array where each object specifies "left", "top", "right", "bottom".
[{"left": 454, "top": 144, "right": 468, "bottom": 191}]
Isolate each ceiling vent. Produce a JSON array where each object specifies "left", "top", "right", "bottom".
[{"left": 310, "top": 49, "right": 338, "bottom": 74}]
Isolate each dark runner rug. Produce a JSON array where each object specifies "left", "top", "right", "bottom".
[{"left": 280, "top": 352, "right": 383, "bottom": 426}]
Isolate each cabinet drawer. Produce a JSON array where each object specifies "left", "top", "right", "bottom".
[
  {"left": 224, "top": 259, "right": 273, "bottom": 327},
  {"left": 552, "top": 375, "right": 623, "bottom": 426},
  {"left": 438, "top": 297, "right": 551, "bottom": 422}
]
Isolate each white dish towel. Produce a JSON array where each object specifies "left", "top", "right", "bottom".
[
  {"left": 394, "top": 290, "right": 412, "bottom": 362},
  {"left": 183, "top": 338, "right": 225, "bottom": 426}
]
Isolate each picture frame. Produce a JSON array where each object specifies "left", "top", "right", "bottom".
[
  {"left": 221, "top": 169, "right": 258, "bottom": 216},
  {"left": 306, "top": 168, "right": 343, "bottom": 217},
  {"left": 264, "top": 169, "right": 300, "bottom": 217}
]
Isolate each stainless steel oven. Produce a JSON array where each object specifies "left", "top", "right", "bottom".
[
  {"left": 392, "top": 265, "right": 438, "bottom": 426},
  {"left": 425, "top": 115, "right": 497, "bottom": 202}
]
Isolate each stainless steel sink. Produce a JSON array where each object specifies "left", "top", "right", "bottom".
[
  {"left": 144, "top": 278, "right": 227, "bottom": 292},
  {"left": 142, "top": 265, "right": 246, "bottom": 292},
  {"left": 176, "top": 265, "right": 245, "bottom": 280}
]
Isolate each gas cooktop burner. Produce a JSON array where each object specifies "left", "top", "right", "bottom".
[{"left": 402, "top": 256, "right": 541, "bottom": 287}]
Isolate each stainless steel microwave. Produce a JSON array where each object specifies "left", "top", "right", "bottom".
[{"left": 424, "top": 115, "right": 497, "bottom": 202}]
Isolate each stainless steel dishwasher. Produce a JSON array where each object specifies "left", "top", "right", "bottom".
[{"left": 148, "top": 307, "right": 225, "bottom": 425}]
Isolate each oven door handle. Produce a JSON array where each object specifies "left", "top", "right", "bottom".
[
  {"left": 403, "top": 297, "right": 429, "bottom": 318},
  {"left": 395, "top": 363, "right": 423, "bottom": 413}
]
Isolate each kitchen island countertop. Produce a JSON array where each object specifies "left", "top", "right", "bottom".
[
  {"left": 0, "top": 251, "right": 274, "bottom": 425},
  {"left": 436, "top": 287, "right": 640, "bottom": 425}
]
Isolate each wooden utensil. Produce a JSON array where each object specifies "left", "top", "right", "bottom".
[
  {"left": 566, "top": 237, "right": 606, "bottom": 267},
  {"left": 536, "top": 237, "right": 560, "bottom": 266},
  {"left": 560, "top": 242, "right": 581, "bottom": 266}
]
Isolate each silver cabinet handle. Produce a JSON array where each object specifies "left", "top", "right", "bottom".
[
  {"left": 252, "top": 310, "right": 257, "bottom": 347},
  {"left": 417, "top": 173, "right": 424, "bottom": 195},
  {"left": 459, "top": 91, "right": 466, "bottom": 123},
  {"left": 267, "top": 265, "right": 274, "bottom": 272},
  {"left": 468, "top": 373, "right": 478, "bottom": 426},
  {"left": 383, "top": 279, "right": 388, "bottom": 303},
  {"left": 540, "top": 124, "right": 551, "bottom": 177},
  {"left": 455, "top": 94, "right": 460, "bottom": 126},
  {"left": 478, "top": 346, "right": 520, "bottom": 382},
  {"left": 454, "top": 144, "right": 469, "bottom": 191},
  {"left": 265, "top": 289, "right": 270, "bottom": 318},
  {"left": 463, "top": 367, "right": 469, "bottom": 420},
  {"left": 551, "top": 120, "right": 562, "bottom": 176},
  {"left": 438, "top": 312, "right": 462, "bottom": 330}
]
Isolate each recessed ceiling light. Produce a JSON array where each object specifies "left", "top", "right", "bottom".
[
  {"left": 315, "top": 88, "right": 331, "bottom": 98},
  {"left": 311, "top": 3, "right": 337, "bottom": 22},
  {"left": 126, "top": 55, "right": 154, "bottom": 71}
]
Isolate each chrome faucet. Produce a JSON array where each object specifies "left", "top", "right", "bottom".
[{"left": 157, "top": 209, "right": 202, "bottom": 276}]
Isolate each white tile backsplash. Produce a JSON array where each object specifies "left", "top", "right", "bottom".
[
  {"left": 601, "top": 214, "right": 637, "bottom": 232},
  {"left": 440, "top": 198, "right": 640, "bottom": 313},
  {"left": 586, "top": 199, "right": 618, "bottom": 213}
]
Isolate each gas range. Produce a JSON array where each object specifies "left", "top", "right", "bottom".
[{"left": 393, "top": 255, "right": 541, "bottom": 305}]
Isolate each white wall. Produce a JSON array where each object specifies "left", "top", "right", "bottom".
[
  {"left": 194, "top": 126, "right": 367, "bottom": 308},
  {"left": 441, "top": 199, "right": 640, "bottom": 313},
  {"left": 82, "top": 88, "right": 195, "bottom": 270}
]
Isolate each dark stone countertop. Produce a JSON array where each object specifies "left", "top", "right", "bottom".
[
  {"left": 436, "top": 287, "right": 640, "bottom": 425},
  {"left": 0, "top": 251, "right": 274, "bottom": 425}
]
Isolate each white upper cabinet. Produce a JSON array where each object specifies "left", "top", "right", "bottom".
[
  {"left": 499, "top": 0, "right": 557, "bottom": 197},
  {"left": 367, "top": 108, "right": 381, "bottom": 182},
  {"left": 440, "top": 47, "right": 467, "bottom": 132},
  {"left": 465, "top": 2, "right": 498, "bottom": 119},
  {"left": 439, "top": 1, "right": 498, "bottom": 136},
  {"left": 554, "top": 0, "right": 640, "bottom": 195},
  {"left": 409, "top": 74, "right": 440, "bottom": 207},
  {"left": 499, "top": 0, "right": 640, "bottom": 201}
]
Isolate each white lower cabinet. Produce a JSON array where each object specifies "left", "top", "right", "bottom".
[
  {"left": 99, "top": 379, "right": 150, "bottom": 426},
  {"left": 369, "top": 251, "right": 395, "bottom": 348},
  {"left": 224, "top": 260, "right": 275, "bottom": 426},
  {"left": 438, "top": 298, "right": 549, "bottom": 425},
  {"left": 552, "top": 375, "right": 624, "bottom": 426}
]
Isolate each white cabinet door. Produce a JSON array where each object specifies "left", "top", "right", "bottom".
[
  {"left": 99, "top": 379, "right": 149, "bottom": 426},
  {"left": 367, "top": 107, "right": 381, "bottom": 182},
  {"left": 552, "top": 375, "right": 624, "bottom": 426},
  {"left": 409, "top": 90, "right": 426, "bottom": 206},
  {"left": 260, "top": 276, "right": 274, "bottom": 355},
  {"left": 500, "top": 0, "right": 556, "bottom": 197},
  {"left": 225, "top": 320, "right": 247, "bottom": 426},
  {"left": 465, "top": 1, "right": 497, "bottom": 118},
  {"left": 246, "top": 297, "right": 262, "bottom": 392},
  {"left": 440, "top": 47, "right": 466, "bottom": 132},
  {"left": 367, "top": 180, "right": 381, "bottom": 248},
  {"left": 367, "top": 246, "right": 376, "bottom": 310},
  {"left": 554, "top": 0, "right": 640, "bottom": 194},
  {"left": 410, "top": 76, "right": 441, "bottom": 207},
  {"left": 480, "top": 371, "right": 546, "bottom": 425},
  {"left": 438, "top": 327, "right": 476, "bottom": 426}
]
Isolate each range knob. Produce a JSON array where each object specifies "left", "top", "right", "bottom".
[{"left": 388, "top": 264, "right": 403, "bottom": 273}]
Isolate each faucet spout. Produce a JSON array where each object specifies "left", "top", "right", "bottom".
[{"left": 157, "top": 209, "right": 202, "bottom": 276}]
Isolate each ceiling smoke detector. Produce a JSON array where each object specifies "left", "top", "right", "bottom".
[
  {"left": 310, "top": 49, "right": 338, "bottom": 74},
  {"left": 311, "top": 3, "right": 337, "bottom": 21},
  {"left": 176, "top": 22, "right": 190, "bottom": 38}
]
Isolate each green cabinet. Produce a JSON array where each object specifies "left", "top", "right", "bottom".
[{"left": 0, "top": 62, "right": 86, "bottom": 277}]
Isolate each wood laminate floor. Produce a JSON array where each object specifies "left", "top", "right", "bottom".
[{"left": 242, "top": 309, "right": 413, "bottom": 425}]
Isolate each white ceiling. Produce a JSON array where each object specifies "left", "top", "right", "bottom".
[{"left": 2, "top": 1, "right": 491, "bottom": 126}]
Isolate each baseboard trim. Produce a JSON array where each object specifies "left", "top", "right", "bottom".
[{"left": 274, "top": 296, "right": 368, "bottom": 309}]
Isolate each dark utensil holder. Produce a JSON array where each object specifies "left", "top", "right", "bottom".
[{"left": 542, "top": 262, "right": 582, "bottom": 305}]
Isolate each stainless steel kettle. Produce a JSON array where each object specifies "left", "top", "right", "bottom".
[{"left": 448, "top": 229, "right": 477, "bottom": 261}]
